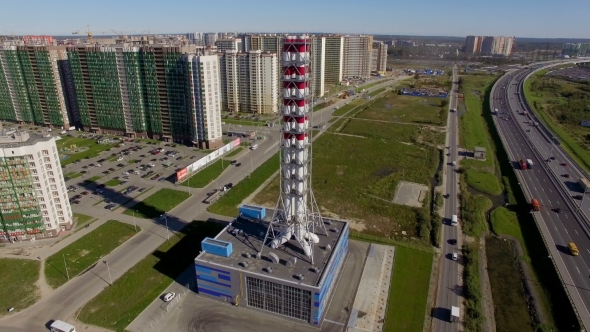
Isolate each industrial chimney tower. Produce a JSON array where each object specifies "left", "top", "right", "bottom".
[{"left": 259, "top": 35, "right": 326, "bottom": 264}]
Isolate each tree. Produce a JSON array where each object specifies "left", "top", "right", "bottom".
[
  {"left": 440, "top": 99, "right": 449, "bottom": 108},
  {"left": 414, "top": 73, "right": 420, "bottom": 80}
]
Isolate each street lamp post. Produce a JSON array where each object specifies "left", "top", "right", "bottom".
[
  {"left": 161, "top": 214, "right": 170, "bottom": 241},
  {"left": 132, "top": 210, "right": 137, "bottom": 233},
  {"left": 103, "top": 260, "right": 113, "bottom": 285},
  {"left": 63, "top": 254, "right": 69, "bottom": 280}
]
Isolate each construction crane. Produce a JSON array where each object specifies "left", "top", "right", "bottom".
[{"left": 72, "top": 25, "right": 93, "bottom": 42}]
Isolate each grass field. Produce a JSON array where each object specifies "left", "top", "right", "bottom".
[
  {"left": 224, "top": 147, "right": 243, "bottom": 158},
  {"left": 78, "top": 221, "right": 224, "bottom": 332},
  {"left": 0, "top": 258, "right": 40, "bottom": 316},
  {"left": 486, "top": 237, "right": 535, "bottom": 332},
  {"left": 123, "top": 189, "right": 190, "bottom": 219},
  {"left": 84, "top": 176, "right": 101, "bottom": 184},
  {"left": 57, "top": 136, "right": 116, "bottom": 165},
  {"left": 384, "top": 247, "right": 433, "bottom": 332},
  {"left": 44, "top": 220, "right": 137, "bottom": 289},
  {"left": 490, "top": 207, "right": 526, "bottom": 252},
  {"left": 356, "top": 80, "right": 383, "bottom": 92},
  {"left": 463, "top": 242, "right": 484, "bottom": 331},
  {"left": 355, "top": 91, "right": 447, "bottom": 126},
  {"left": 460, "top": 180, "right": 492, "bottom": 237},
  {"left": 208, "top": 153, "right": 280, "bottom": 217},
  {"left": 64, "top": 172, "right": 82, "bottom": 179},
  {"left": 369, "top": 87, "right": 387, "bottom": 97},
  {"left": 523, "top": 69, "right": 590, "bottom": 173},
  {"left": 464, "top": 169, "right": 502, "bottom": 196},
  {"left": 73, "top": 213, "right": 95, "bottom": 230},
  {"left": 180, "top": 159, "right": 231, "bottom": 188},
  {"left": 104, "top": 179, "right": 123, "bottom": 187}
]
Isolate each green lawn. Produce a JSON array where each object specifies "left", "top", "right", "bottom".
[
  {"left": 369, "top": 87, "right": 387, "bottom": 97},
  {"left": 224, "top": 147, "right": 244, "bottom": 158},
  {"left": 0, "top": 258, "right": 40, "bottom": 316},
  {"left": 123, "top": 189, "right": 190, "bottom": 219},
  {"left": 490, "top": 207, "right": 526, "bottom": 249},
  {"left": 384, "top": 247, "right": 433, "bottom": 332},
  {"left": 461, "top": 187, "right": 492, "bottom": 237},
  {"left": 523, "top": 69, "right": 590, "bottom": 173},
  {"left": 208, "top": 153, "right": 280, "bottom": 217},
  {"left": 74, "top": 213, "right": 95, "bottom": 231},
  {"left": 180, "top": 159, "right": 230, "bottom": 188},
  {"left": 57, "top": 136, "right": 116, "bottom": 165},
  {"left": 78, "top": 221, "right": 224, "bottom": 332},
  {"left": 44, "top": 220, "right": 137, "bottom": 289},
  {"left": 463, "top": 242, "right": 484, "bottom": 331},
  {"left": 465, "top": 169, "right": 502, "bottom": 196},
  {"left": 64, "top": 172, "right": 83, "bottom": 179},
  {"left": 84, "top": 176, "right": 101, "bottom": 184},
  {"left": 104, "top": 179, "right": 123, "bottom": 187},
  {"left": 356, "top": 91, "right": 446, "bottom": 126},
  {"left": 486, "top": 237, "right": 535, "bottom": 332},
  {"left": 356, "top": 81, "right": 383, "bottom": 92},
  {"left": 333, "top": 99, "right": 365, "bottom": 116}
]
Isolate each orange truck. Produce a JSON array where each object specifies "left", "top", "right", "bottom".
[{"left": 531, "top": 198, "right": 540, "bottom": 211}]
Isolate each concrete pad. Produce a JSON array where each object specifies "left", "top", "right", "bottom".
[
  {"left": 393, "top": 181, "right": 429, "bottom": 207},
  {"left": 347, "top": 244, "right": 396, "bottom": 332}
]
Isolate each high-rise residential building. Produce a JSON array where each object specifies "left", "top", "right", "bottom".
[
  {"left": 311, "top": 36, "right": 326, "bottom": 97},
  {"left": 204, "top": 33, "right": 218, "bottom": 46},
  {"left": 324, "top": 36, "right": 344, "bottom": 86},
  {"left": 0, "top": 127, "right": 73, "bottom": 243},
  {"left": 562, "top": 43, "right": 590, "bottom": 57},
  {"left": 219, "top": 50, "right": 277, "bottom": 114},
  {"left": 215, "top": 38, "right": 242, "bottom": 52},
  {"left": 185, "top": 55, "right": 223, "bottom": 149},
  {"left": 465, "top": 36, "right": 515, "bottom": 56},
  {"left": 23, "top": 36, "right": 55, "bottom": 45},
  {"left": 342, "top": 35, "right": 373, "bottom": 79},
  {"left": 371, "top": 41, "right": 388, "bottom": 74},
  {"left": 0, "top": 45, "right": 71, "bottom": 127},
  {"left": 186, "top": 32, "right": 203, "bottom": 43}
]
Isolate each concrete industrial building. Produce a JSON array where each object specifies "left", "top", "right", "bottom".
[
  {"left": 219, "top": 50, "right": 278, "bottom": 114},
  {"left": 0, "top": 45, "right": 72, "bottom": 128},
  {"left": 342, "top": 35, "right": 373, "bottom": 79},
  {"left": 195, "top": 35, "right": 349, "bottom": 326},
  {"left": 371, "top": 41, "right": 388, "bottom": 74},
  {"left": 465, "top": 35, "right": 515, "bottom": 56},
  {"left": 0, "top": 127, "right": 73, "bottom": 243}
]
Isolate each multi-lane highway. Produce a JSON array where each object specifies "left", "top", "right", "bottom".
[
  {"left": 434, "top": 65, "right": 462, "bottom": 332},
  {"left": 493, "top": 66, "right": 590, "bottom": 329}
]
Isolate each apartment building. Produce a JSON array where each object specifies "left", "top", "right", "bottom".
[
  {"left": 204, "top": 33, "right": 218, "bottom": 46},
  {"left": 0, "top": 45, "right": 71, "bottom": 127},
  {"left": 0, "top": 128, "right": 72, "bottom": 243},
  {"left": 562, "top": 43, "right": 590, "bottom": 57},
  {"left": 324, "top": 36, "right": 344, "bottom": 86},
  {"left": 185, "top": 55, "right": 223, "bottom": 149},
  {"left": 371, "top": 41, "right": 388, "bottom": 74},
  {"left": 215, "top": 38, "right": 242, "bottom": 52},
  {"left": 311, "top": 36, "right": 326, "bottom": 97},
  {"left": 465, "top": 36, "right": 515, "bottom": 56},
  {"left": 342, "top": 35, "right": 373, "bottom": 79},
  {"left": 220, "top": 50, "right": 277, "bottom": 114}
]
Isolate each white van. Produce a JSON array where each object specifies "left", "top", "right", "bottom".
[
  {"left": 451, "top": 214, "right": 458, "bottom": 226},
  {"left": 50, "top": 320, "right": 76, "bottom": 332},
  {"left": 452, "top": 161, "right": 456, "bottom": 166}
]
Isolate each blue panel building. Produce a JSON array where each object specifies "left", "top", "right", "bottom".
[{"left": 195, "top": 207, "right": 349, "bottom": 325}]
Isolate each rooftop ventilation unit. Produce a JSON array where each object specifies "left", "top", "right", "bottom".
[
  {"left": 264, "top": 267, "right": 273, "bottom": 273},
  {"left": 268, "top": 252, "right": 280, "bottom": 264},
  {"left": 240, "top": 261, "right": 249, "bottom": 268}
]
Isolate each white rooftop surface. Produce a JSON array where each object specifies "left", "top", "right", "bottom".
[{"left": 347, "top": 244, "right": 395, "bottom": 332}]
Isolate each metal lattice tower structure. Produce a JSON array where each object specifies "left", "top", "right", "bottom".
[{"left": 259, "top": 35, "right": 326, "bottom": 264}]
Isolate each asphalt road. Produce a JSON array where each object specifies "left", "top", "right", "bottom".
[
  {"left": 493, "top": 68, "right": 590, "bottom": 329},
  {"left": 0, "top": 78, "right": 404, "bottom": 332},
  {"left": 433, "top": 65, "right": 462, "bottom": 331}
]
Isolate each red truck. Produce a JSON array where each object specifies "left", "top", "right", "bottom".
[
  {"left": 531, "top": 199, "right": 540, "bottom": 211},
  {"left": 519, "top": 159, "right": 528, "bottom": 170}
]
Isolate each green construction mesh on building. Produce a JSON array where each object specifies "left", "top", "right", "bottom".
[
  {"left": 67, "top": 51, "right": 92, "bottom": 128},
  {"left": 3, "top": 50, "right": 34, "bottom": 123},
  {"left": 0, "top": 60, "right": 17, "bottom": 121},
  {"left": 86, "top": 51, "right": 125, "bottom": 131},
  {"left": 122, "top": 51, "right": 147, "bottom": 132},
  {"left": 35, "top": 51, "right": 64, "bottom": 126},
  {"left": 164, "top": 53, "right": 191, "bottom": 139},
  {"left": 17, "top": 50, "right": 45, "bottom": 125},
  {"left": 0, "top": 157, "right": 43, "bottom": 236},
  {"left": 139, "top": 52, "right": 162, "bottom": 134}
]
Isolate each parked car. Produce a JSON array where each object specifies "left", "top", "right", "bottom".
[{"left": 235, "top": 162, "right": 242, "bottom": 167}]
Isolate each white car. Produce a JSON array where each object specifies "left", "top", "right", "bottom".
[
  {"left": 117, "top": 157, "right": 124, "bottom": 161},
  {"left": 452, "top": 252, "right": 458, "bottom": 261},
  {"left": 163, "top": 292, "right": 176, "bottom": 302}
]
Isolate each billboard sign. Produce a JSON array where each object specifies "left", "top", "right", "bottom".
[
  {"left": 176, "top": 168, "right": 188, "bottom": 182},
  {"left": 581, "top": 120, "right": 590, "bottom": 127}
]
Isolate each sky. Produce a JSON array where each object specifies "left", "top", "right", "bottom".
[{"left": 1, "top": 0, "right": 588, "bottom": 39}]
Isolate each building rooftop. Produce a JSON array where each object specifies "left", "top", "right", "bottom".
[
  {"left": 0, "top": 127, "right": 53, "bottom": 148},
  {"left": 196, "top": 215, "right": 348, "bottom": 287},
  {"left": 474, "top": 146, "right": 486, "bottom": 152}
]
